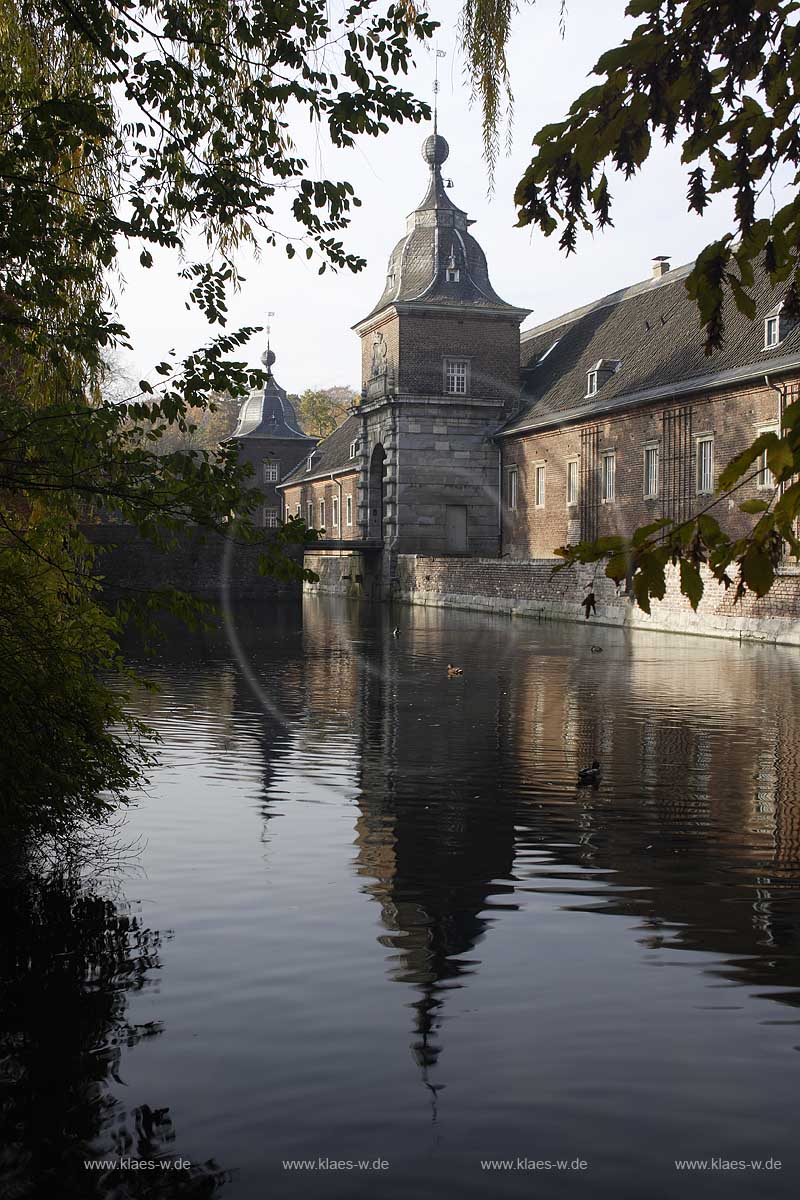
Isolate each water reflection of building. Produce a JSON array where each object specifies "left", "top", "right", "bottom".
[
  {"left": 330, "top": 607, "right": 800, "bottom": 1095},
  {"left": 132, "top": 600, "right": 800, "bottom": 1108},
  {"left": 348, "top": 607, "right": 520, "bottom": 1106},
  {"left": 219, "top": 599, "right": 799, "bottom": 1103},
  {"left": 498, "top": 629, "right": 800, "bottom": 979}
]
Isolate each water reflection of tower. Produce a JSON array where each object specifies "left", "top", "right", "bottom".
[
  {"left": 223, "top": 604, "right": 310, "bottom": 830},
  {"left": 351, "top": 615, "right": 519, "bottom": 1112}
]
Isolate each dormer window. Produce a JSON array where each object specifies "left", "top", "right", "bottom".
[
  {"left": 386, "top": 271, "right": 396, "bottom": 290},
  {"left": 764, "top": 301, "right": 794, "bottom": 350},
  {"left": 445, "top": 249, "right": 460, "bottom": 283},
  {"left": 349, "top": 439, "right": 359, "bottom": 460},
  {"left": 307, "top": 451, "right": 316, "bottom": 472},
  {"left": 586, "top": 358, "right": 621, "bottom": 397}
]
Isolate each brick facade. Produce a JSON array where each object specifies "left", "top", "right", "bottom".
[
  {"left": 236, "top": 438, "right": 309, "bottom": 528},
  {"left": 394, "top": 308, "right": 520, "bottom": 406},
  {"left": 500, "top": 379, "right": 799, "bottom": 559},
  {"left": 282, "top": 469, "right": 360, "bottom": 541}
]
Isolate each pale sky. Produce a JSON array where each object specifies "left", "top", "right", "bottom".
[{"left": 115, "top": 0, "right": 783, "bottom": 396}]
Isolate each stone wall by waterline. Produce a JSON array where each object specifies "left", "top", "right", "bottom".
[{"left": 393, "top": 556, "right": 800, "bottom": 645}]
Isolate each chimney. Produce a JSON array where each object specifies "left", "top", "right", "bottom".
[{"left": 652, "top": 255, "right": 671, "bottom": 279}]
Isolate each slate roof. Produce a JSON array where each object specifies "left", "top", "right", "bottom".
[
  {"left": 500, "top": 257, "right": 800, "bottom": 436},
  {"left": 232, "top": 350, "right": 315, "bottom": 441},
  {"left": 278, "top": 412, "right": 361, "bottom": 487},
  {"left": 360, "top": 131, "right": 525, "bottom": 322}
]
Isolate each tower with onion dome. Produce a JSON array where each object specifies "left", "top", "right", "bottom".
[
  {"left": 351, "top": 127, "right": 529, "bottom": 569},
  {"left": 231, "top": 346, "right": 317, "bottom": 528}
]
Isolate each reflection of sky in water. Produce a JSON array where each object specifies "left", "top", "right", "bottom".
[{"left": 4, "top": 596, "right": 800, "bottom": 1199}]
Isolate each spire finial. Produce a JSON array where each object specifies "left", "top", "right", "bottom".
[
  {"left": 433, "top": 48, "right": 445, "bottom": 137},
  {"left": 262, "top": 311, "right": 275, "bottom": 371},
  {"left": 422, "top": 50, "right": 449, "bottom": 170}
]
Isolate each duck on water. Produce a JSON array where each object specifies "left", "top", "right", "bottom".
[{"left": 578, "top": 760, "right": 602, "bottom": 786}]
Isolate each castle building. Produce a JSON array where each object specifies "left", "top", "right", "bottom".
[
  {"left": 230, "top": 348, "right": 317, "bottom": 527},
  {"left": 274, "top": 128, "right": 800, "bottom": 604}
]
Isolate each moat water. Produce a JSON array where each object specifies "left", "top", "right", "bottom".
[{"left": 2, "top": 597, "right": 800, "bottom": 1199}]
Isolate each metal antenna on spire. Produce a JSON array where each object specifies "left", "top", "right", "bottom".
[
  {"left": 266, "top": 310, "right": 275, "bottom": 353},
  {"left": 433, "top": 48, "right": 446, "bottom": 134}
]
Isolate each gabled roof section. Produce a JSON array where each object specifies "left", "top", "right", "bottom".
[
  {"left": 279, "top": 413, "right": 361, "bottom": 487},
  {"left": 501, "top": 258, "right": 800, "bottom": 436}
]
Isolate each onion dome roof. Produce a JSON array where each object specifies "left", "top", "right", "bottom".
[
  {"left": 363, "top": 129, "right": 519, "bottom": 320},
  {"left": 232, "top": 349, "right": 315, "bottom": 440}
]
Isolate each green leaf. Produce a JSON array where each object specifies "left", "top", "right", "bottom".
[
  {"left": 767, "top": 439, "right": 795, "bottom": 479},
  {"left": 632, "top": 518, "right": 671, "bottom": 547},
  {"left": 594, "top": 535, "right": 627, "bottom": 553},
  {"left": 719, "top": 432, "right": 776, "bottom": 490},
  {"left": 605, "top": 553, "right": 629, "bottom": 583},
  {"left": 679, "top": 559, "right": 704, "bottom": 610},
  {"left": 697, "top": 513, "right": 723, "bottom": 544},
  {"left": 740, "top": 547, "right": 775, "bottom": 596},
  {"left": 739, "top": 498, "right": 770, "bottom": 514}
]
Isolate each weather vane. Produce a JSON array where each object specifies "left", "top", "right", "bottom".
[
  {"left": 433, "top": 48, "right": 446, "bottom": 131},
  {"left": 266, "top": 310, "right": 275, "bottom": 355}
]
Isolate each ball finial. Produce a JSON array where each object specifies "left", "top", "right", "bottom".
[
  {"left": 261, "top": 348, "right": 276, "bottom": 369},
  {"left": 422, "top": 133, "right": 449, "bottom": 167}
]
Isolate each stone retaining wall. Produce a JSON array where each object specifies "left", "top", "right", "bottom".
[
  {"left": 302, "top": 549, "right": 384, "bottom": 600},
  {"left": 394, "top": 554, "right": 800, "bottom": 645},
  {"left": 84, "top": 525, "right": 302, "bottom": 601}
]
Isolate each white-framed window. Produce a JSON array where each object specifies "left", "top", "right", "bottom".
[
  {"left": 332, "top": 496, "right": 339, "bottom": 528},
  {"left": 346, "top": 494, "right": 353, "bottom": 526},
  {"left": 319, "top": 499, "right": 325, "bottom": 528},
  {"left": 263, "top": 507, "right": 280, "bottom": 529},
  {"left": 696, "top": 435, "right": 714, "bottom": 495},
  {"left": 262, "top": 460, "right": 280, "bottom": 482},
  {"left": 586, "top": 370, "right": 598, "bottom": 397},
  {"left": 349, "top": 439, "right": 359, "bottom": 460},
  {"left": 295, "top": 502, "right": 301, "bottom": 517},
  {"left": 446, "top": 266, "right": 460, "bottom": 283},
  {"left": 444, "top": 357, "right": 469, "bottom": 395},
  {"left": 757, "top": 426, "right": 778, "bottom": 488},
  {"left": 535, "top": 464, "right": 546, "bottom": 508},
  {"left": 601, "top": 451, "right": 616, "bottom": 502},
  {"left": 506, "top": 467, "right": 518, "bottom": 511},
  {"left": 307, "top": 501, "right": 313, "bottom": 527},
  {"left": 566, "top": 459, "right": 579, "bottom": 506},
  {"left": 386, "top": 271, "right": 395, "bottom": 289},
  {"left": 765, "top": 315, "right": 780, "bottom": 349},
  {"left": 643, "top": 444, "right": 659, "bottom": 499}
]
